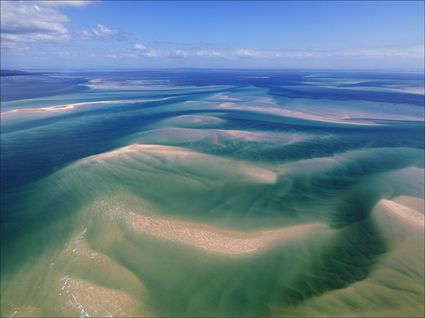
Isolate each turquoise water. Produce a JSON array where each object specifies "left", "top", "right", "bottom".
[{"left": 1, "top": 70, "right": 424, "bottom": 317}]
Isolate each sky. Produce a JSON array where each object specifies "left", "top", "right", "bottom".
[{"left": 1, "top": 0, "right": 424, "bottom": 70}]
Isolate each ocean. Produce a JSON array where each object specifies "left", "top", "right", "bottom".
[{"left": 1, "top": 69, "right": 424, "bottom": 317}]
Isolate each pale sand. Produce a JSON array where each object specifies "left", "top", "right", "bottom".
[
  {"left": 218, "top": 103, "right": 380, "bottom": 126},
  {"left": 386, "top": 86, "right": 425, "bottom": 95},
  {"left": 137, "top": 127, "right": 307, "bottom": 144},
  {"left": 213, "top": 93, "right": 241, "bottom": 101},
  {"left": 378, "top": 198, "right": 424, "bottom": 228},
  {"left": 215, "top": 129, "right": 304, "bottom": 142},
  {"left": 392, "top": 196, "right": 425, "bottom": 214},
  {"left": 58, "top": 276, "right": 142, "bottom": 317},
  {"left": 126, "top": 211, "right": 328, "bottom": 255},
  {"left": 82, "top": 144, "right": 277, "bottom": 184},
  {"left": 2, "top": 98, "right": 171, "bottom": 115},
  {"left": 53, "top": 230, "right": 148, "bottom": 317},
  {"left": 255, "top": 97, "right": 273, "bottom": 103},
  {"left": 275, "top": 152, "right": 339, "bottom": 175},
  {"left": 219, "top": 102, "right": 236, "bottom": 108},
  {"left": 160, "top": 114, "right": 226, "bottom": 127},
  {"left": 373, "top": 195, "right": 425, "bottom": 250},
  {"left": 82, "top": 80, "right": 229, "bottom": 91},
  {"left": 2, "top": 227, "right": 147, "bottom": 318}
]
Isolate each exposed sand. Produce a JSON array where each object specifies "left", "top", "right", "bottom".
[
  {"left": 52, "top": 228, "right": 148, "bottom": 317},
  {"left": 215, "top": 129, "right": 303, "bottom": 142},
  {"left": 385, "top": 86, "right": 425, "bottom": 95},
  {"left": 135, "top": 127, "right": 307, "bottom": 145},
  {"left": 2, "top": 226, "right": 148, "bottom": 318},
  {"left": 127, "top": 211, "right": 328, "bottom": 255},
  {"left": 82, "top": 80, "right": 229, "bottom": 91},
  {"left": 255, "top": 97, "right": 273, "bottom": 103},
  {"left": 58, "top": 276, "right": 142, "bottom": 317},
  {"left": 378, "top": 197, "right": 424, "bottom": 228},
  {"left": 391, "top": 196, "right": 425, "bottom": 214},
  {"left": 218, "top": 102, "right": 380, "bottom": 126},
  {"left": 82, "top": 144, "right": 278, "bottom": 184},
  {"left": 159, "top": 114, "right": 226, "bottom": 127},
  {"left": 213, "top": 93, "right": 242, "bottom": 101},
  {"left": 2, "top": 98, "right": 170, "bottom": 115},
  {"left": 219, "top": 102, "right": 236, "bottom": 108}
]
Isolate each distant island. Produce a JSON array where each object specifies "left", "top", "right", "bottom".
[{"left": 0, "top": 69, "right": 41, "bottom": 76}]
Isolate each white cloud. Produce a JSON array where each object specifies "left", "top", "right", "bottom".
[
  {"left": 341, "top": 44, "right": 424, "bottom": 59},
  {"left": 235, "top": 49, "right": 262, "bottom": 58},
  {"left": 142, "top": 50, "right": 163, "bottom": 57},
  {"left": 40, "top": 1, "right": 97, "bottom": 7},
  {"left": 79, "top": 23, "right": 121, "bottom": 39},
  {"left": 172, "top": 49, "right": 190, "bottom": 58},
  {"left": 122, "top": 44, "right": 424, "bottom": 64},
  {"left": 192, "top": 50, "right": 224, "bottom": 57},
  {"left": 0, "top": 0, "right": 93, "bottom": 45},
  {"left": 133, "top": 42, "right": 146, "bottom": 50}
]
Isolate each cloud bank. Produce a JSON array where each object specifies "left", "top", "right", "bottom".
[
  {"left": 0, "top": 1, "right": 95, "bottom": 46},
  {"left": 125, "top": 44, "right": 425, "bottom": 60}
]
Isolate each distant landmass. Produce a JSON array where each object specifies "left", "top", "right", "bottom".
[{"left": 0, "top": 69, "right": 42, "bottom": 76}]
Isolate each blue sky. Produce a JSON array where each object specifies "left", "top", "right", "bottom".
[{"left": 1, "top": 1, "right": 424, "bottom": 70}]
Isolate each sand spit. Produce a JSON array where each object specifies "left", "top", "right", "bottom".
[
  {"left": 391, "top": 196, "right": 425, "bottom": 214},
  {"left": 160, "top": 114, "right": 226, "bottom": 127},
  {"left": 136, "top": 127, "right": 307, "bottom": 145},
  {"left": 385, "top": 86, "right": 425, "bottom": 95},
  {"left": 2, "top": 98, "right": 170, "bottom": 115},
  {"left": 378, "top": 197, "right": 424, "bottom": 229},
  {"left": 82, "top": 144, "right": 277, "bottom": 184},
  {"left": 218, "top": 102, "right": 380, "bottom": 126},
  {"left": 214, "top": 129, "right": 303, "bottom": 143},
  {"left": 127, "top": 211, "right": 328, "bottom": 255},
  {"left": 82, "top": 80, "right": 230, "bottom": 91}
]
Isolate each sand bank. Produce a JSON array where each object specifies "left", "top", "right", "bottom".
[
  {"left": 386, "top": 86, "right": 425, "bottom": 95},
  {"left": 136, "top": 127, "right": 307, "bottom": 145},
  {"left": 82, "top": 79, "right": 229, "bottom": 91},
  {"left": 377, "top": 197, "right": 424, "bottom": 229},
  {"left": 2, "top": 98, "right": 170, "bottom": 116},
  {"left": 213, "top": 93, "right": 241, "bottom": 101},
  {"left": 127, "top": 211, "right": 328, "bottom": 255},
  {"left": 160, "top": 114, "right": 226, "bottom": 127},
  {"left": 58, "top": 276, "right": 142, "bottom": 317},
  {"left": 218, "top": 102, "right": 380, "bottom": 126},
  {"left": 82, "top": 144, "right": 278, "bottom": 184}
]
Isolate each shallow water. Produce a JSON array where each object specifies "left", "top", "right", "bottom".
[{"left": 1, "top": 70, "right": 424, "bottom": 317}]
